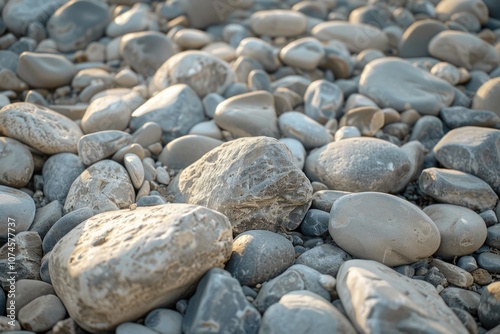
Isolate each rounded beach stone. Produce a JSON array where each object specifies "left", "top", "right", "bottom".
[
  {"left": 398, "top": 19, "right": 447, "bottom": 58},
  {"left": 295, "top": 243, "right": 351, "bottom": 277},
  {"left": 431, "top": 62, "right": 460, "bottom": 85},
  {"left": 440, "top": 106, "right": 500, "bottom": 129},
  {"left": 0, "top": 137, "right": 33, "bottom": 188},
  {"left": 17, "top": 51, "right": 77, "bottom": 89},
  {"left": 339, "top": 106, "right": 384, "bottom": 136},
  {"left": 329, "top": 193, "right": 440, "bottom": 266},
  {"left": 433, "top": 126, "right": 500, "bottom": 194},
  {"left": 63, "top": 160, "right": 135, "bottom": 214},
  {"left": 359, "top": 57, "right": 454, "bottom": 115},
  {"left": 120, "top": 31, "right": 176, "bottom": 78},
  {"left": 174, "top": 28, "right": 213, "bottom": 49},
  {"left": 78, "top": 130, "right": 132, "bottom": 166},
  {"left": 473, "top": 77, "right": 500, "bottom": 117},
  {"left": 337, "top": 260, "right": 469, "bottom": 334},
  {"left": 428, "top": 31, "right": 499, "bottom": 72},
  {"left": 131, "top": 84, "right": 205, "bottom": 144},
  {"left": 43, "top": 153, "right": 85, "bottom": 205},
  {"left": 304, "top": 80, "right": 343, "bottom": 124},
  {"left": 106, "top": 3, "right": 153, "bottom": 38},
  {"left": 117, "top": 323, "right": 160, "bottom": 334},
  {"left": 50, "top": 204, "right": 232, "bottom": 332},
  {"left": 6, "top": 279, "right": 55, "bottom": 314},
  {"left": 158, "top": 135, "right": 223, "bottom": 170},
  {"left": 225, "top": 230, "right": 295, "bottom": 286},
  {"left": 423, "top": 204, "right": 487, "bottom": 259},
  {"left": 279, "top": 138, "right": 306, "bottom": 170},
  {"left": 249, "top": 10, "right": 307, "bottom": 37},
  {"left": 167, "top": 137, "right": 313, "bottom": 234},
  {"left": 18, "top": 295, "right": 66, "bottom": 332},
  {"left": 313, "top": 22, "right": 389, "bottom": 53},
  {"left": 150, "top": 51, "right": 234, "bottom": 97},
  {"left": 214, "top": 90, "right": 280, "bottom": 139},
  {"left": 0, "top": 185, "right": 35, "bottom": 240},
  {"left": 144, "top": 308, "right": 183, "bottom": 334},
  {"left": 279, "top": 37, "right": 325, "bottom": 70},
  {"left": 47, "top": 0, "right": 110, "bottom": 52},
  {"left": 259, "top": 290, "right": 356, "bottom": 334},
  {"left": 419, "top": 167, "right": 498, "bottom": 211},
  {"left": 124, "top": 153, "right": 144, "bottom": 189},
  {"left": 478, "top": 282, "right": 500, "bottom": 330},
  {"left": 305, "top": 137, "right": 411, "bottom": 193},
  {"left": 436, "top": 0, "right": 489, "bottom": 24},
  {"left": 278, "top": 111, "right": 332, "bottom": 149},
  {"left": 0, "top": 102, "right": 83, "bottom": 154},
  {"left": 235, "top": 37, "right": 279, "bottom": 72}
]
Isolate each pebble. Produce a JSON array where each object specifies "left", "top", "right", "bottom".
[
  {"left": 16, "top": 51, "right": 76, "bottom": 89},
  {"left": 478, "top": 252, "right": 500, "bottom": 273},
  {"left": 0, "top": 316, "right": 21, "bottom": 331},
  {"left": 78, "top": 130, "right": 132, "bottom": 166},
  {"left": 155, "top": 167, "right": 170, "bottom": 185},
  {"left": 42, "top": 207, "right": 94, "bottom": 254},
  {"left": 305, "top": 137, "right": 411, "bottom": 193},
  {"left": 473, "top": 77, "right": 500, "bottom": 117},
  {"left": 236, "top": 37, "right": 279, "bottom": 72},
  {"left": 430, "top": 259, "right": 474, "bottom": 288},
  {"left": 334, "top": 126, "right": 361, "bottom": 141},
  {"left": 131, "top": 84, "right": 205, "bottom": 143},
  {"left": 47, "top": 0, "right": 110, "bottom": 52},
  {"left": 116, "top": 323, "right": 160, "bottom": 334},
  {"left": 313, "top": 22, "right": 389, "bottom": 53},
  {"left": 168, "top": 137, "right": 312, "bottom": 234},
  {"left": 249, "top": 10, "right": 307, "bottom": 37},
  {"left": 278, "top": 111, "right": 332, "bottom": 149},
  {"left": 0, "top": 231, "right": 42, "bottom": 289},
  {"left": 429, "top": 31, "right": 499, "bottom": 72},
  {"left": 434, "top": 127, "right": 500, "bottom": 194},
  {"left": 486, "top": 225, "right": 500, "bottom": 248},
  {"left": 124, "top": 153, "right": 144, "bottom": 189},
  {"left": 359, "top": 57, "right": 455, "bottom": 115},
  {"left": 225, "top": 230, "right": 294, "bottom": 286},
  {"left": 300, "top": 209, "right": 330, "bottom": 237},
  {"left": 478, "top": 282, "right": 500, "bottom": 329},
  {"left": 253, "top": 264, "right": 331, "bottom": 313},
  {"left": 82, "top": 92, "right": 144, "bottom": 134},
  {"left": 18, "top": 295, "right": 66, "bottom": 332},
  {"left": 106, "top": 3, "right": 154, "bottom": 38},
  {"left": 6, "top": 279, "right": 55, "bottom": 314},
  {"left": 132, "top": 122, "right": 163, "bottom": 147},
  {"left": 436, "top": 0, "right": 489, "bottom": 24},
  {"left": 330, "top": 192, "right": 440, "bottom": 266},
  {"left": 398, "top": 19, "right": 448, "bottom": 58},
  {"left": 50, "top": 204, "right": 232, "bottom": 332},
  {"left": 0, "top": 102, "right": 83, "bottom": 154},
  {"left": 42, "top": 153, "right": 85, "bottom": 205},
  {"left": 458, "top": 256, "right": 479, "bottom": 273},
  {"left": 214, "top": 90, "right": 280, "bottom": 138},
  {"left": 63, "top": 160, "right": 135, "bottom": 214},
  {"left": 114, "top": 68, "right": 139, "bottom": 87},
  {"left": 339, "top": 106, "right": 384, "bottom": 136},
  {"left": 189, "top": 120, "right": 223, "bottom": 139},
  {"left": 431, "top": 62, "right": 461, "bottom": 85},
  {"left": 278, "top": 138, "right": 306, "bottom": 170},
  {"left": 304, "top": 79, "right": 343, "bottom": 124},
  {"left": 0, "top": 137, "right": 33, "bottom": 188},
  {"left": 137, "top": 195, "right": 167, "bottom": 207},
  {"left": 150, "top": 51, "right": 234, "bottom": 97},
  {"left": 409, "top": 115, "right": 444, "bottom": 150},
  {"left": 72, "top": 68, "right": 113, "bottom": 89},
  {"left": 472, "top": 268, "right": 493, "bottom": 286},
  {"left": 120, "top": 31, "right": 176, "bottom": 77},
  {"left": 0, "top": 185, "right": 35, "bottom": 240},
  {"left": 28, "top": 200, "right": 62, "bottom": 239},
  {"left": 183, "top": 268, "right": 261, "bottom": 334},
  {"left": 419, "top": 167, "right": 498, "bottom": 211},
  {"left": 295, "top": 243, "right": 351, "bottom": 277},
  {"left": 173, "top": 28, "right": 213, "bottom": 49},
  {"left": 440, "top": 106, "right": 500, "bottom": 129},
  {"left": 337, "top": 260, "right": 468, "bottom": 334},
  {"left": 440, "top": 287, "right": 481, "bottom": 315},
  {"left": 279, "top": 37, "right": 325, "bottom": 70},
  {"left": 144, "top": 308, "right": 183, "bottom": 334},
  {"left": 259, "top": 290, "right": 356, "bottom": 334},
  {"left": 158, "top": 135, "right": 223, "bottom": 170}
]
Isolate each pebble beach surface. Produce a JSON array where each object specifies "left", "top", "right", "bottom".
[{"left": 0, "top": 0, "right": 500, "bottom": 333}]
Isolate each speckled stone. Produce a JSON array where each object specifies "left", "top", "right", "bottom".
[
  {"left": 50, "top": 204, "right": 232, "bottom": 332},
  {"left": 18, "top": 295, "right": 66, "bottom": 332},
  {"left": 78, "top": 130, "right": 132, "bottom": 166},
  {"left": 0, "top": 102, "right": 83, "bottom": 154},
  {"left": 0, "top": 137, "right": 33, "bottom": 188},
  {"left": 0, "top": 185, "right": 35, "bottom": 240}
]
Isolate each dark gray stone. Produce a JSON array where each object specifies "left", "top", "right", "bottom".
[
  {"left": 478, "top": 252, "right": 500, "bottom": 273},
  {"left": 398, "top": 20, "right": 447, "bottom": 58},
  {"left": 409, "top": 116, "right": 444, "bottom": 150},
  {"left": 42, "top": 207, "right": 94, "bottom": 254},
  {"left": 225, "top": 230, "right": 295, "bottom": 286},
  {"left": 457, "top": 256, "right": 478, "bottom": 272},
  {"left": 0, "top": 185, "right": 36, "bottom": 241},
  {"left": 28, "top": 200, "right": 62, "bottom": 239},
  {"left": 480, "top": 210, "right": 498, "bottom": 227},
  {"left": 424, "top": 267, "right": 448, "bottom": 288},
  {"left": 440, "top": 287, "right": 481, "bottom": 315},
  {"left": 486, "top": 225, "right": 500, "bottom": 249},
  {"left": 6, "top": 279, "right": 55, "bottom": 313},
  {"left": 311, "top": 190, "right": 350, "bottom": 212},
  {"left": 452, "top": 308, "right": 479, "bottom": 334},
  {"left": 478, "top": 282, "right": 500, "bottom": 330},
  {"left": 0, "top": 287, "right": 4, "bottom": 316},
  {"left": 18, "top": 295, "right": 66, "bottom": 332},
  {"left": 0, "top": 51, "right": 18, "bottom": 72},
  {"left": 295, "top": 244, "right": 351, "bottom": 277},
  {"left": 42, "top": 153, "right": 85, "bottom": 205},
  {"left": 440, "top": 107, "right": 500, "bottom": 129},
  {"left": 300, "top": 209, "right": 330, "bottom": 237},
  {"left": 183, "top": 268, "right": 260, "bottom": 334},
  {"left": 136, "top": 195, "right": 167, "bottom": 207},
  {"left": 40, "top": 252, "right": 50, "bottom": 284}
]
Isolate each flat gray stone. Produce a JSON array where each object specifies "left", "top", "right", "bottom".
[
  {"left": 430, "top": 259, "right": 474, "bottom": 288},
  {"left": 18, "top": 295, "right": 66, "bottom": 332},
  {"left": 337, "top": 260, "right": 468, "bottom": 334},
  {"left": 28, "top": 200, "right": 62, "bottom": 239},
  {"left": 478, "top": 282, "right": 500, "bottom": 330},
  {"left": 225, "top": 230, "right": 295, "bottom": 286},
  {"left": 249, "top": 10, "right": 307, "bottom": 37},
  {"left": 311, "top": 190, "right": 350, "bottom": 212},
  {"left": 43, "top": 153, "right": 85, "bottom": 205},
  {"left": 63, "top": 160, "right": 135, "bottom": 214},
  {"left": 398, "top": 20, "right": 448, "bottom": 58},
  {"left": 144, "top": 308, "right": 183, "bottom": 334},
  {"left": 168, "top": 137, "right": 312, "bottom": 234},
  {"left": 295, "top": 243, "right": 351, "bottom": 277},
  {"left": 434, "top": 127, "right": 500, "bottom": 194},
  {"left": 0, "top": 102, "right": 83, "bottom": 154},
  {"left": 304, "top": 79, "right": 343, "bottom": 124},
  {"left": 440, "top": 106, "right": 500, "bottom": 129},
  {"left": 0, "top": 137, "right": 33, "bottom": 188},
  {"left": 159, "top": 135, "right": 223, "bottom": 170},
  {"left": 78, "top": 130, "right": 132, "bottom": 166},
  {"left": 477, "top": 252, "right": 500, "bottom": 273},
  {"left": 279, "top": 111, "right": 332, "bottom": 149},
  {"left": 305, "top": 137, "right": 411, "bottom": 193},
  {"left": 339, "top": 106, "right": 384, "bottom": 136},
  {"left": 183, "top": 268, "right": 261, "bottom": 334},
  {"left": 131, "top": 84, "right": 205, "bottom": 143},
  {"left": 359, "top": 57, "right": 454, "bottom": 115},
  {"left": 299, "top": 209, "right": 330, "bottom": 237},
  {"left": 329, "top": 192, "right": 440, "bottom": 266},
  {"left": 279, "top": 37, "right": 325, "bottom": 70},
  {"left": 6, "top": 279, "right": 55, "bottom": 314},
  {"left": 473, "top": 78, "right": 500, "bottom": 118},
  {"left": 440, "top": 287, "right": 480, "bottom": 315},
  {"left": 50, "top": 204, "right": 232, "bottom": 332},
  {"left": 0, "top": 185, "right": 35, "bottom": 240},
  {"left": 258, "top": 290, "right": 356, "bottom": 334}
]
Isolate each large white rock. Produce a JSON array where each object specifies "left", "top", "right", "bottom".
[
  {"left": 337, "top": 260, "right": 468, "bottom": 334},
  {"left": 168, "top": 137, "right": 313, "bottom": 234},
  {"left": 50, "top": 204, "right": 233, "bottom": 332},
  {"left": 329, "top": 192, "right": 441, "bottom": 266}
]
